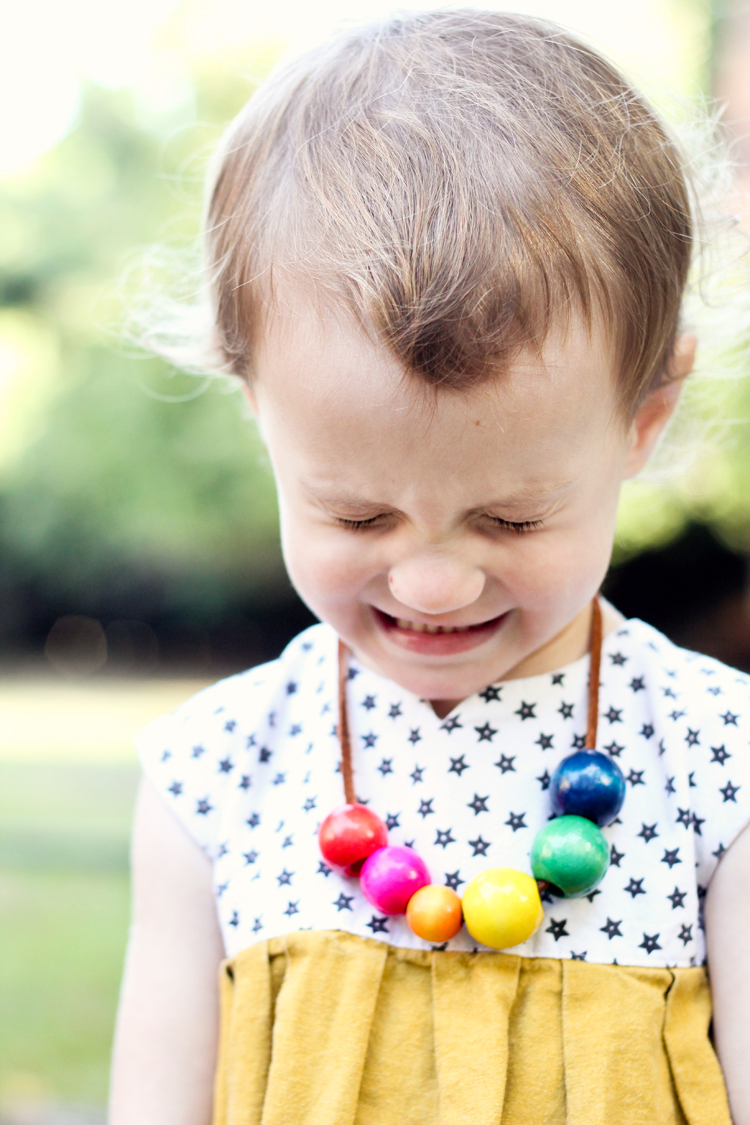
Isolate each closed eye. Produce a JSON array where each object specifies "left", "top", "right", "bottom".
[
  {"left": 336, "top": 515, "right": 387, "bottom": 531},
  {"left": 487, "top": 517, "right": 544, "bottom": 533}
]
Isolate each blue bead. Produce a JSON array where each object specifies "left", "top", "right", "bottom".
[{"left": 550, "top": 750, "right": 626, "bottom": 827}]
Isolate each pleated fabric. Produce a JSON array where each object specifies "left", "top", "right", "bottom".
[{"left": 212, "top": 930, "right": 730, "bottom": 1125}]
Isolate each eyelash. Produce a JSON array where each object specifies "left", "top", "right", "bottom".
[{"left": 335, "top": 516, "right": 544, "bottom": 533}]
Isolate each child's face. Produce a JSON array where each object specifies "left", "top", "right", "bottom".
[{"left": 251, "top": 289, "right": 684, "bottom": 704}]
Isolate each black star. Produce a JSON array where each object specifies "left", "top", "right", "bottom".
[
  {"left": 252, "top": 916, "right": 263, "bottom": 933},
  {"left": 282, "top": 835, "right": 293, "bottom": 849},
  {"left": 707, "top": 685, "right": 722, "bottom": 696},
  {"left": 440, "top": 715, "right": 463, "bottom": 733},
  {"left": 475, "top": 722, "right": 498, "bottom": 742},
  {"left": 667, "top": 887, "right": 687, "bottom": 909},
  {"left": 537, "top": 769, "right": 551, "bottom": 790},
  {"left": 239, "top": 774, "right": 252, "bottom": 790},
  {"left": 361, "top": 732, "right": 378, "bottom": 748},
  {"left": 570, "top": 951, "right": 587, "bottom": 960},
  {"left": 334, "top": 893, "right": 354, "bottom": 912},
  {"left": 286, "top": 681, "right": 298, "bottom": 695},
  {"left": 418, "top": 799, "right": 435, "bottom": 818},
  {"left": 609, "top": 845, "right": 625, "bottom": 867},
  {"left": 627, "top": 770, "right": 645, "bottom": 787},
  {"left": 388, "top": 703, "right": 402, "bottom": 719},
  {"left": 536, "top": 733, "right": 554, "bottom": 750},
  {"left": 435, "top": 828, "right": 456, "bottom": 848},
  {"left": 216, "top": 882, "right": 228, "bottom": 897},
  {"left": 289, "top": 724, "right": 302, "bottom": 737},
  {"left": 625, "top": 878, "right": 646, "bottom": 898},
  {"left": 479, "top": 684, "right": 502, "bottom": 702},
  {"left": 317, "top": 861, "right": 332, "bottom": 876},
  {"left": 685, "top": 729, "right": 700, "bottom": 746},
  {"left": 637, "top": 823, "right": 658, "bottom": 843},
  {"left": 586, "top": 888, "right": 602, "bottom": 903},
  {"left": 515, "top": 701, "right": 536, "bottom": 721},
  {"left": 303, "top": 797, "right": 317, "bottom": 812},
  {"left": 361, "top": 694, "right": 376, "bottom": 710},
  {"left": 347, "top": 667, "right": 360, "bottom": 680},
  {"left": 408, "top": 728, "right": 422, "bottom": 745},
  {"left": 662, "top": 848, "right": 682, "bottom": 868},
  {"left": 168, "top": 781, "right": 183, "bottom": 796},
  {"left": 468, "top": 794, "right": 490, "bottom": 815},
  {"left": 713, "top": 843, "right": 726, "bottom": 859},
  {"left": 244, "top": 850, "right": 259, "bottom": 865},
  {"left": 720, "top": 710, "right": 739, "bottom": 726},
  {"left": 551, "top": 673, "right": 565, "bottom": 685},
  {"left": 224, "top": 720, "right": 236, "bottom": 732},
  {"left": 558, "top": 702, "right": 574, "bottom": 719},
  {"left": 720, "top": 781, "right": 740, "bottom": 802},
  {"left": 629, "top": 677, "right": 645, "bottom": 692},
  {"left": 688, "top": 771, "right": 697, "bottom": 788},
  {"left": 600, "top": 918, "right": 623, "bottom": 939},
  {"left": 192, "top": 744, "right": 206, "bottom": 758},
  {"left": 410, "top": 765, "right": 425, "bottom": 784},
  {"left": 571, "top": 734, "right": 586, "bottom": 749},
  {"left": 449, "top": 755, "right": 469, "bottom": 776},
  {"left": 676, "top": 808, "right": 692, "bottom": 828},
  {"left": 678, "top": 924, "right": 693, "bottom": 946},
  {"left": 495, "top": 754, "right": 516, "bottom": 773},
  {"left": 469, "top": 835, "right": 491, "bottom": 857},
  {"left": 218, "top": 757, "right": 234, "bottom": 774},
  {"left": 217, "top": 842, "right": 229, "bottom": 859},
  {"left": 246, "top": 812, "right": 260, "bottom": 828},
  {"left": 273, "top": 773, "right": 286, "bottom": 786},
  {"left": 692, "top": 813, "right": 705, "bottom": 836},
  {"left": 283, "top": 902, "right": 300, "bottom": 917},
  {"left": 604, "top": 707, "right": 623, "bottom": 724},
  {"left": 196, "top": 797, "right": 213, "bottom": 816},
  {"left": 259, "top": 747, "right": 272, "bottom": 763},
  {"left": 711, "top": 745, "right": 731, "bottom": 765},
  {"left": 276, "top": 868, "right": 293, "bottom": 885},
  {"left": 639, "top": 933, "right": 662, "bottom": 954},
  {"left": 546, "top": 918, "right": 569, "bottom": 941},
  {"left": 229, "top": 911, "right": 239, "bottom": 927},
  {"left": 366, "top": 915, "right": 389, "bottom": 933},
  {"left": 662, "top": 686, "right": 677, "bottom": 699},
  {"left": 668, "top": 710, "right": 686, "bottom": 722},
  {"left": 377, "top": 758, "right": 394, "bottom": 776},
  {"left": 665, "top": 777, "right": 676, "bottom": 795},
  {"left": 640, "top": 724, "right": 654, "bottom": 740},
  {"left": 505, "top": 812, "right": 527, "bottom": 832},
  {"left": 385, "top": 813, "right": 400, "bottom": 830},
  {"left": 604, "top": 741, "right": 624, "bottom": 758},
  {"left": 609, "top": 652, "right": 627, "bottom": 665},
  {"left": 445, "top": 871, "right": 464, "bottom": 890}
]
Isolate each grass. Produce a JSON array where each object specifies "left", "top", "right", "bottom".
[{"left": 0, "top": 677, "right": 208, "bottom": 1114}]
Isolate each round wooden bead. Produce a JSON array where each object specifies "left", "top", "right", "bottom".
[
  {"left": 461, "top": 868, "right": 544, "bottom": 949},
  {"left": 360, "top": 846, "right": 431, "bottom": 915},
  {"left": 318, "top": 804, "right": 388, "bottom": 873},
  {"left": 530, "top": 815, "right": 609, "bottom": 898},
  {"left": 406, "top": 884, "right": 463, "bottom": 943},
  {"left": 550, "top": 750, "right": 626, "bottom": 827}
]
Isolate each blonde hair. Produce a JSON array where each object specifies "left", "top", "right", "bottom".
[{"left": 159, "top": 10, "right": 730, "bottom": 414}]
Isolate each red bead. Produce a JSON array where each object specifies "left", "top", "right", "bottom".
[{"left": 318, "top": 804, "right": 388, "bottom": 872}]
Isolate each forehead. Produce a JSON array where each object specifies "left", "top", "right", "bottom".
[{"left": 253, "top": 288, "right": 623, "bottom": 502}]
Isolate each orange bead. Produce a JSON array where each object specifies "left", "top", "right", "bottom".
[{"left": 406, "top": 884, "right": 463, "bottom": 942}]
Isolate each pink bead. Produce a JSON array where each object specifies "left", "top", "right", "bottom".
[{"left": 360, "top": 846, "right": 430, "bottom": 915}]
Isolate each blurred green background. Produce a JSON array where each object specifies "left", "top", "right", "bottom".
[{"left": 2, "top": 0, "right": 750, "bottom": 1120}]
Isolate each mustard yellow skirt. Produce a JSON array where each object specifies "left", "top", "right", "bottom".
[{"left": 213, "top": 929, "right": 730, "bottom": 1125}]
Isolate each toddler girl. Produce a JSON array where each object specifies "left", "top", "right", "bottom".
[{"left": 110, "top": 10, "right": 750, "bottom": 1125}]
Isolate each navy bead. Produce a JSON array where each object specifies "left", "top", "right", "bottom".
[{"left": 550, "top": 750, "right": 626, "bottom": 827}]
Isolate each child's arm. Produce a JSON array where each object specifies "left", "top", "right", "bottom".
[
  {"left": 706, "top": 820, "right": 750, "bottom": 1125},
  {"left": 109, "top": 779, "right": 225, "bottom": 1125}
]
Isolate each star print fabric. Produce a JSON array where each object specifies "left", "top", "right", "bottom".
[{"left": 136, "top": 619, "right": 750, "bottom": 969}]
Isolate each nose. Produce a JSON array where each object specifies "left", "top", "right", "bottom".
[{"left": 388, "top": 554, "right": 485, "bottom": 617}]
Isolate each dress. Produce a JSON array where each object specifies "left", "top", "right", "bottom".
[{"left": 136, "top": 619, "right": 750, "bottom": 1124}]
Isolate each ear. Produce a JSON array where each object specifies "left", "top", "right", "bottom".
[{"left": 623, "top": 334, "right": 697, "bottom": 479}]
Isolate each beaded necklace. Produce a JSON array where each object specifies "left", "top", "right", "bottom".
[{"left": 318, "top": 598, "right": 626, "bottom": 948}]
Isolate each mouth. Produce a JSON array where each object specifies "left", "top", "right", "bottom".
[{"left": 372, "top": 608, "right": 507, "bottom": 655}]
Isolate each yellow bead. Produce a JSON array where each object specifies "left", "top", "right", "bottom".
[{"left": 461, "top": 868, "right": 544, "bottom": 949}]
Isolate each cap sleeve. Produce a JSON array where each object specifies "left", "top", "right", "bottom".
[{"left": 135, "top": 664, "right": 276, "bottom": 859}]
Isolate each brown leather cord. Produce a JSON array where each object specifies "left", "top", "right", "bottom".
[
  {"left": 585, "top": 597, "right": 602, "bottom": 751},
  {"left": 337, "top": 597, "right": 602, "bottom": 804},
  {"left": 338, "top": 639, "right": 356, "bottom": 804}
]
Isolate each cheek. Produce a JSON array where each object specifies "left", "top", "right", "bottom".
[{"left": 278, "top": 515, "right": 379, "bottom": 603}]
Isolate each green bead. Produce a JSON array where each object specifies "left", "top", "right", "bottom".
[{"left": 530, "top": 815, "right": 609, "bottom": 898}]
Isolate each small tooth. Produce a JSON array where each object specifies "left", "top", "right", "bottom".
[
  {"left": 456, "top": 625, "right": 469, "bottom": 632},
  {"left": 397, "top": 618, "right": 411, "bottom": 629},
  {"left": 425, "top": 624, "right": 439, "bottom": 634},
  {"left": 442, "top": 626, "right": 455, "bottom": 633},
  {"left": 412, "top": 622, "right": 426, "bottom": 633}
]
